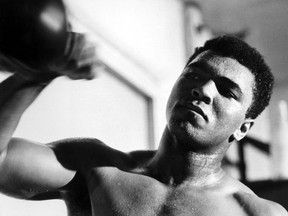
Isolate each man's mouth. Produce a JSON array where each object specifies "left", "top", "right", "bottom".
[{"left": 180, "top": 102, "right": 208, "bottom": 121}]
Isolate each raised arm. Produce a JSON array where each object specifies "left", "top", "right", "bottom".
[
  {"left": 0, "top": 32, "right": 98, "bottom": 199},
  {"left": 0, "top": 75, "right": 46, "bottom": 160},
  {"left": 0, "top": 74, "right": 78, "bottom": 200}
]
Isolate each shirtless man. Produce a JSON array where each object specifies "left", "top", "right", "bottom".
[{"left": 0, "top": 35, "right": 286, "bottom": 216}]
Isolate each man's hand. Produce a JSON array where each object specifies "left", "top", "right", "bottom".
[
  {"left": 47, "top": 32, "right": 99, "bottom": 80},
  {"left": 0, "top": 32, "right": 99, "bottom": 82}
]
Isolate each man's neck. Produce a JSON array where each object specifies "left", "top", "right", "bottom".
[{"left": 148, "top": 127, "right": 226, "bottom": 187}]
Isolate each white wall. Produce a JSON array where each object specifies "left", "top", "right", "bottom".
[{"left": 65, "top": 0, "right": 186, "bottom": 82}]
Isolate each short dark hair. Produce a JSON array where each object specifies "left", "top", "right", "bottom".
[{"left": 186, "top": 35, "right": 274, "bottom": 119}]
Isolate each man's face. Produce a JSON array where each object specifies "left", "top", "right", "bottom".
[{"left": 166, "top": 51, "right": 254, "bottom": 152}]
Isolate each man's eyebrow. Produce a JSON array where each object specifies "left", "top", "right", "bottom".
[
  {"left": 187, "top": 61, "right": 203, "bottom": 69},
  {"left": 218, "top": 76, "right": 243, "bottom": 95},
  {"left": 188, "top": 61, "right": 243, "bottom": 95},
  {"left": 187, "top": 61, "right": 213, "bottom": 75}
]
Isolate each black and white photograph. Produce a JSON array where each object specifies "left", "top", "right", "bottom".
[{"left": 0, "top": 0, "right": 288, "bottom": 215}]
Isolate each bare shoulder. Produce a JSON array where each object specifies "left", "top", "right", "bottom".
[
  {"left": 221, "top": 175, "right": 287, "bottom": 216},
  {"left": 233, "top": 191, "right": 288, "bottom": 216}
]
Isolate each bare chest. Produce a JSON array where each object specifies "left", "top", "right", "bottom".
[{"left": 85, "top": 168, "right": 247, "bottom": 216}]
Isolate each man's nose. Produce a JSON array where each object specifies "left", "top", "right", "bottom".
[{"left": 191, "top": 80, "right": 217, "bottom": 104}]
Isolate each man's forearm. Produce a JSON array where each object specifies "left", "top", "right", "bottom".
[
  {"left": 0, "top": 75, "right": 48, "bottom": 154},
  {"left": 0, "top": 31, "right": 96, "bottom": 158}
]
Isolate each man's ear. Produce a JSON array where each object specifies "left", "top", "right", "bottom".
[{"left": 233, "top": 119, "right": 254, "bottom": 141}]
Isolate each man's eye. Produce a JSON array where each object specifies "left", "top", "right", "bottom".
[
  {"left": 190, "top": 74, "right": 200, "bottom": 80},
  {"left": 227, "top": 91, "right": 237, "bottom": 99},
  {"left": 219, "top": 87, "right": 237, "bottom": 99},
  {"left": 185, "top": 72, "right": 202, "bottom": 81}
]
